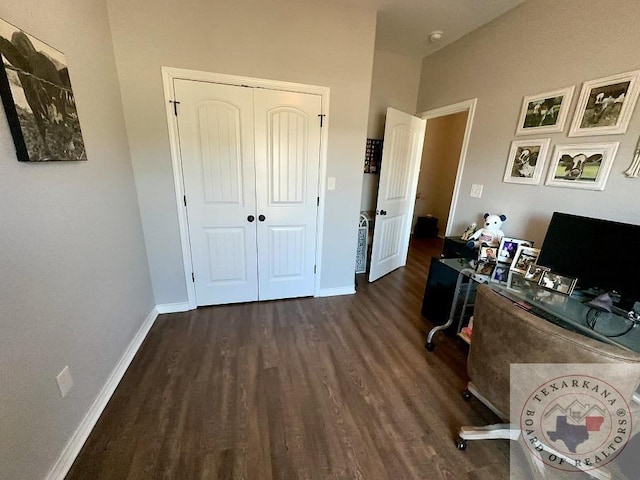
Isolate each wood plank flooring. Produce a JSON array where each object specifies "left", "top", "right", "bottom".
[{"left": 67, "top": 238, "right": 513, "bottom": 479}]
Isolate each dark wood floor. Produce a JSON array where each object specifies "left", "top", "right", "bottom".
[{"left": 67, "top": 238, "right": 513, "bottom": 479}]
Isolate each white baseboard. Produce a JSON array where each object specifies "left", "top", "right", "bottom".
[
  {"left": 45, "top": 307, "right": 158, "bottom": 480},
  {"left": 156, "top": 302, "right": 192, "bottom": 314},
  {"left": 316, "top": 286, "right": 356, "bottom": 297}
]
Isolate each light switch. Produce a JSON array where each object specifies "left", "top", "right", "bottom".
[
  {"left": 470, "top": 184, "right": 483, "bottom": 198},
  {"left": 327, "top": 177, "right": 336, "bottom": 190}
]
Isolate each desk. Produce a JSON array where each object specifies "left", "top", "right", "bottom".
[
  {"left": 424, "top": 258, "right": 640, "bottom": 353},
  {"left": 492, "top": 284, "right": 640, "bottom": 353}
]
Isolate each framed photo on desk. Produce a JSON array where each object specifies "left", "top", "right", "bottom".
[
  {"left": 510, "top": 246, "right": 541, "bottom": 274},
  {"left": 538, "top": 271, "right": 578, "bottom": 295}
]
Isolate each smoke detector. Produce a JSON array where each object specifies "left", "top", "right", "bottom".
[{"left": 428, "top": 30, "right": 444, "bottom": 43}]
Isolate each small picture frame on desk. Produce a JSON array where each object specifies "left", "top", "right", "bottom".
[
  {"left": 538, "top": 271, "right": 578, "bottom": 295},
  {"left": 510, "top": 246, "right": 541, "bottom": 274},
  {"left": 473, "top": 260, "right": 495, "bottom": 283},
  {"left": 497, "top": 237, "right": 533, "bottom": 264},
  {"left": 479, "top": 246, "right": 498, "bottom": 262},
  {"left": 491, "top": 264, "right": 509, "bottom": 285},
  {"left": 524, "top": 264, "right": 549, "bottom": 283}
]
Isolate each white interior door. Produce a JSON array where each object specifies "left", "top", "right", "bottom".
[
  {"left": 174, "top": 79, "right": 259, "bottom": 305},
  {"left": 254, "top": 89, "right": 321, "bottom": 300},
  {"left": 369, "top": 108, "right": 426, "bottom": 282}
]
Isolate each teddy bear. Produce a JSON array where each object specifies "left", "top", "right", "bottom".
[{"left": 466, "top": 213, "right": 507, "bottom": 249}]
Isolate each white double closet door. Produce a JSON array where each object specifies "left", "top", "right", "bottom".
[{"left": 174, "top": 79, "right": 321, "bottom": 306}]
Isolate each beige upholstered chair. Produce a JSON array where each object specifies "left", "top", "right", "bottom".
[{"left": 459, "top": 285, "right": 640, "bottom": 479}]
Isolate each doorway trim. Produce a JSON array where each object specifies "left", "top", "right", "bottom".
[
  {"left": 418, "top": 98, "right": 477, "bottom": 237},
  {"left": 161, "top": 67, "right": 330, "bottom": 309}
]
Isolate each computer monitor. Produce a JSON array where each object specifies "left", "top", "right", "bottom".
[{"left": 538, "top": 212, "right": 640, "bottom": 310}]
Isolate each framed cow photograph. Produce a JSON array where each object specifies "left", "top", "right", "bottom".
[
  {"left": 0, "top": 18, "right": 86, "bottom": 162},
  {"left": 503, "top": 138, "right": 550, "bottom": 185},
  {"left": 545, "top": 143, "right": 619, "bottom": 190},
  {"left": 515, "top": 86, "right": 575, "bottom": 135},
  {"left": 569, "top": 70, "right": 640, "bottom": 137}
]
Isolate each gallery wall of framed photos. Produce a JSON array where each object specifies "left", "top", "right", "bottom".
[{"left": 503, "top": 69, "right": 640, "bottom": 191}]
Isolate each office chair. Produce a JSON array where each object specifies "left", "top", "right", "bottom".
[{"left": 458, "top": 285, "right": 640, "bottom": 479}]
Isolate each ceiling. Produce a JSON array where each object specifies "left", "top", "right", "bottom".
[{"left": 374, "top": 0, "right": 527, "bottom": 58}]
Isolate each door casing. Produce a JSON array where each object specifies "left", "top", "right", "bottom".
[{"left": 162, "top": 67, "right": 330, "bottom": 310}]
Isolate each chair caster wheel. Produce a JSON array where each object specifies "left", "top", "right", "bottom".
[
  {"left": 456, "top": 437, "right": 467, "bottom": 450},
  {"left": 462, "top": 390, "right": 472, "bottom": 400},
  {"left": 425, "top": 342, "right": 435, "bottom": 351}
]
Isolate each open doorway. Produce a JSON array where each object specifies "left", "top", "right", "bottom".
[
  {"left": 413, "top": 111, "right": 468, "bottom": 237},
  {"left": 414, "top": 99, "right": 477, "bottom": 239}
]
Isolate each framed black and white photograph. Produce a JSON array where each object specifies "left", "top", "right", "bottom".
[
  {"left": 490, "top": 264, "right": 509, "bottom": 285},
  {"left": 0, "top": 18, "right": 86, "bottom": 162},
  {"left": 569, "top": 70, "right": 640, "bottom": 137},
  {"left": 524, "top": 264, "right": 549, "bottom": 283},
  {"left": 516, "top": 86, "right": 575, "bottom": 135},
  {"left": 538, "top": 271, "right": 578, "bottom": 295},
  {"left": 544, "top": 143, "right": 619, "bottom": 190},
  {"left": 510, "top": 246, "right": 541, "bottom": 274},
  {"left": 497, "top": 237, "right": 533, "bottom": 264},
  {"left": 503, "top": 138, "right": 550, "bottom": 185}
]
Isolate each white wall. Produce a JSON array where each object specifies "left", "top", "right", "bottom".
[
  {"left": 362, "top": 49, "right": 422, "bottom": 212},
  {"left": 416, "top": 0, "right": 640, "bottom": 245},
  {"left": 414, "top": 111, "right": 468, "bottom": 233},
  {"left": 0, "top": 1, "right": 154, "bottom": 479},
  {"left": 106, "top": 0, "right": 377, "bottom": 301}
]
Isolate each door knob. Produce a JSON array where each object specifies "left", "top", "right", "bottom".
[
  {"left": 258, "top": 215, "right": 266, "bottom": 222},
  {"left": 247, "top": 215, "right": 255, "bottom": 222}
]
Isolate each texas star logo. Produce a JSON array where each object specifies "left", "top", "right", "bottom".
[{"left": 520, "top": 375, "right": 632, "bottom": 473}]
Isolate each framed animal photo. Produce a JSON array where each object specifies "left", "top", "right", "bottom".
[
  {"left": 515, "top": 86, "right": 575, "bottom": 135},
  {"left": 0, "top": 18, "right": 86, "bottom": 162},
  {"left": 510, "top": 246, "right": 541, "bottom": 274},
  {"left": 569, "top": 70, "right": 640, "bottom": 137},
  {"left": 545, "top": 143, "right": 619, "bottom": 190},
  {"left": 523, "top": 264, "right": 549, "bottom": 283},
  {"left": 503, "top": 138, "right": 550, "bottom": 185}
]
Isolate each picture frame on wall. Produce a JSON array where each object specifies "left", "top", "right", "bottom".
[
  {"left": 503, "top": 138, "right": 550, "bottom": 185},
  {"left": 544, "top": 142, "right": 619, "bottom": 191},
  {"left": 0, "top": 18, "right": 86, "bottom": 162},
  {"left": 515, "top": 86, "right": 575, "bottom": 135},
  {"left": 568, "top": 70, "right": 640, "bottom": 137}
]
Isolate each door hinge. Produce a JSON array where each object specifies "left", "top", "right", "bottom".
[
  {"left": 183, "top": 195, "right": 187, "bottom": 207},
  {"left": 170, "top": 99, "right": 181, "bottom": 116},
  {"left": 318, "top": 114, "right": 326, "bottom": 127},
  {"left": 314, "top": 265, "right": 317, "bottom": 274},
  {"left": 192, "top": 272, "right": 195, "bottom": 282},
  {"left": 317, "top": 196, "right": 320, "bottom": 206}
]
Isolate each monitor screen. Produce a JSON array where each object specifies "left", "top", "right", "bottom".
[{"left": 538, "top": 212, "right": 640, "bottom": 310}]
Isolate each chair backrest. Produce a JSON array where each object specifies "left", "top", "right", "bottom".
[{"left": 469, "top": 285, "right": 640, "bottom": 419}]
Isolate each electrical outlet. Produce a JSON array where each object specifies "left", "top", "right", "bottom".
[
  {"left": 56, "top": 366, "right": 74, "bottom": 398},
  {"left": 327, "top": 177, "right": 336, "bottom": 190},
  {"left": 470, "top": 184, "right": 483, "bottom": 198}
]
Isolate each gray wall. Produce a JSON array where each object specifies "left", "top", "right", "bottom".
[
  {"left": 362, "top": 49, "right": 422, "bottom": 212},
  {"left": 0, "top": 1, "right": 154, "bottom": 479},
  {"left": 106, "top": 0, "right": 377, "bottom": 302},
  {"left": 417, "top": 0, "right": 640, "bottom": 245}
]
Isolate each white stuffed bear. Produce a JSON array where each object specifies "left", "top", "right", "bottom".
[{"left": 466, "top": 213, "right": 507, "bottom": 249}]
